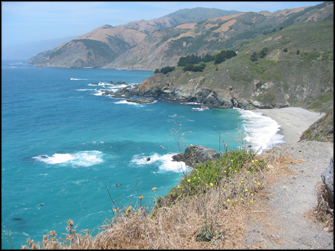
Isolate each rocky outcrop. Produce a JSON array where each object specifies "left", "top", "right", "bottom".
[
  {"left": 172, "top": 145, "right": 221, "bottom": 167},
  {"left": 321, "top": 157, "right": 334, "bottom": 205},
  {"left": 125, "top": 97, "right": 155, "bottom": 104}
]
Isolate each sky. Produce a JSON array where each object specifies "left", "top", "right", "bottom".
[{"left": 2, "top": 1, "right": 324, "bottom": 48}]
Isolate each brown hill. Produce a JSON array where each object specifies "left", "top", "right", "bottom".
[{"left": 27, "top": 2, "right": 333, "bottom": 69}]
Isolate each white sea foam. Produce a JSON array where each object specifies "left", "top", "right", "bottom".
[
  {"left": 76, "top": 89, "right": 88, "bottom": 91},
  {"left": 70, "top": 78, "right": 88, "bottom": 80},
  {"left": 93, "top": 91, "right": 103, "bottom": 96},
  {"left": 192, "top": 107, "right": 206, "bottom": 111},
  {"left": 237, "top": 108, "right": 285, "bottom": 154},
  {"left": 131, "top": 153, "right": 189, "bottom": 173},
  {"left": 114, "top": 100, "right": 143, "bottom": 106},
  {"left": 88, "top": 82, "right": 109, "bottom": 86},
  {"left": 182, "top": 102, "right": 202, "bottom": 105},
  {"left": 32, "top": 151, "right": 103, "bottom": 167}
]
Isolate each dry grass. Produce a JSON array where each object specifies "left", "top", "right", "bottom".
[
  {"left": 21, "top": 150, "right": 314, "bottom": 250},
  {"left": 304, "top": 181, "right": 334, "bottom": 232}
]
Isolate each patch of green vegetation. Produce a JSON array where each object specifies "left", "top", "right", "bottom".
[
  {"left": 257, "top": 91, "right": 276, "bottom": 106},
  {"left": 154, "top": 66, "right": 175, "bottom": 74},
  {"left": 165, "top": 36, "right": 194, "bottom": 56},
  {"left": 300, "top": 50, "right": 321, "bottom": 60},
  {"left": 183, "top": 62, "right": 206, "bottom": 72},
  {"left": 72, "top": 39, "right": 117, "bottom": 61},
  {"left": 48, "top": 44, "right": 68, "bottom": 59},
  {"left": 157, "top": 148, "right": 266, "bottom": 206},
  {"left": 307, "top": 90, "right": 334, "bottom": 111}
]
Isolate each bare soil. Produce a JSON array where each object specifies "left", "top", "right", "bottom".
[{"left": 238, "top": 141, "right": 334, "bottom": 249}]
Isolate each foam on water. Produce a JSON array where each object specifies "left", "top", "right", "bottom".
[
  {"left": 237, "top": 108, "right": 285, "bottom": 154},
  {"left": 131, "top": 153, "right": 189, "bottom": 173},
  {"left": 182, "top": 102, "right": 203, "bottom": 105},
  {"left": 114, "top": 100, "right": 143, "bottom": 106},
  {"left": 192, "top": 107, "right": 208, "bottom": 111},
  {"left": 32, "top": 151, "right": 103, "bottom": 167},
  {"left": 70, "top": 78, "right": 88, "bottom": 80}
]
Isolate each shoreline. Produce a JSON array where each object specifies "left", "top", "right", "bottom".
[{"left": 253, "top": 107, "right": 325, "bottom": 144}]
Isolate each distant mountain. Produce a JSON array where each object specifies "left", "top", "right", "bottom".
[
  {"left": 163, "top": 7, "right": 241, "bottom": 23},
  {"left": 27, "top": 2, "right": 333, "bottom": 69},
  {"left": 2, "top": 36, "right": 78, "bottom": 60},
  {"left": 27, "top": 7, "right": 243, "bottom": 68}
]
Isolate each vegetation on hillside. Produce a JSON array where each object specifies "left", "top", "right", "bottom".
[{"left": 300, "top": 101, "right": 334, "bottom": 143}]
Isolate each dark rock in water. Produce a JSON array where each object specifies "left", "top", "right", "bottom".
[
  {"left": 321, "top": 157, "right": 334, "bottom": 205},
  {"left": 126, "top": 97, "right": 155, "bottom": 104},
  {"left": 116, "top": 184, "right": 122, "bottom": 187},
  {"left": 101, "top": 90, "right": 114, "bottom": 96},
  {"left": 114, "top": 87, "right": 131, "bottom": 96},
  {"left": 172, "top": 145, "right": 221, "bottom": 167},
  {"left": 12, "top": 218, "right": 22, "bottom": 221},
  {"left": 146, "top": 157, "right": 151, "bottom": 161},
  {"left": 39, "top": 203, "right": 44, "bottom": 207},
  {"left": 109, "top": 80, "right": 126, "bottom": 85}
]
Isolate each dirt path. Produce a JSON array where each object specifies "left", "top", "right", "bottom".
[{"left": 239, "top": 141, "right": 333, "bottom": 249}]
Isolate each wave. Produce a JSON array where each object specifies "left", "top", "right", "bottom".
[
  {"left": 88, "top": 82, "right": 109, "bottom": 86},
  {"left": 114, "top": 100, "right": 143, "bottom": 106},
  {"left": 32, "top": 151, "right": 103, "bottom": 167},
  {"left": 237, "top": 108, "right": 285, "bottom": 154},
  {"left": 192, "top": 107, "right": 207, "bottom": 111},
  {"left": 182, "top": 102, "right": 203, "bottom": 105},
  {"left": 70, "top": 78, "right": 88, "bottom": 80},
  {"left": 131, "top": 153, "right": 189, "bottom": 173},
  {"left": 93, "top": 91, "right": 103, "bottom": 96}
]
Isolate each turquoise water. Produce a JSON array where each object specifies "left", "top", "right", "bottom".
[{"left": 2, "top": 60, "right": 271, "bottom": 248}]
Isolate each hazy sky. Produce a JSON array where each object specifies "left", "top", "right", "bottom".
[{"left": 2, "top": 1, "right": 323, "bottom": 48}]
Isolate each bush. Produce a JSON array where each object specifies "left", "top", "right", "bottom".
[
  {"left": 160, "top": 66, "right": 175, "bottom": 74},
  {"left": 259, "top": 47, "right": 268, "bottom": 59},
  {"left": 250, "top": 52, "right": 258, "bottom": 62},
  {"left": 183, "top": 62, "right": 206, "bottom": 72}
]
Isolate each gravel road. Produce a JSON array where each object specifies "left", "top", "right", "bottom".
[{"left": 240, "top": 141, "right": 334, "bottom": 249}]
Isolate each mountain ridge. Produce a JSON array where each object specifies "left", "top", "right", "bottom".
[{"left": 27, "top": 3, "right": 333, "bottom": 70}]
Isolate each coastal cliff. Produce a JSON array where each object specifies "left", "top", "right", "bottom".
[{"left": 118, "top": 19, "right": 333, "bottom": 110}]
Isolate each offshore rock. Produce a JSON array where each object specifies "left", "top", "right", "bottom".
[
  {"left": 109, "top": 80, "right": 126, "bottom": 85},
  {"left": 172, "top": 145, "right": 221, "bottom": 167}
]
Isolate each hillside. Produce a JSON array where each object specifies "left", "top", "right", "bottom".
[
  {"left": 26, "top": 7, "right": 242, "bottom": 68},
  {"left": 27, "top": 2, "right": 333, "bottom": 69},
  {"left": 124, "top": 20, "right": 333, "bottom": 111}
]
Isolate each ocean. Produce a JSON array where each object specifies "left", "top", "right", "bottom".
[{"left": 1, "top": 59, "right": 284, "bottom": 248}]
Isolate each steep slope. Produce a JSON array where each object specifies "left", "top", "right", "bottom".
[
  {"left": 163, "top": 7, "right": 241, "bottom": 24},
  {"left": 126, "top": 20, "right": 333, "bottom": 110},
  {"left": 27, "top": 2, "right": 333, "bottom": 69},
  {"left": 300, "top": 101, "right": 334, "bottom": 142},
  {"left": 27, "top": 25, "right": 147, "bottom": 68},
  {"left": 104, "top": 2, "right": 333, "bottom": 70},
  {"left": 27, "top": 7, "right": 241, "bottom": 68}
]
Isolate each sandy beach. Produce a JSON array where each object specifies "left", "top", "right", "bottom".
[{"left": 254, "top": 107, "right": 325, "bottom": 144}]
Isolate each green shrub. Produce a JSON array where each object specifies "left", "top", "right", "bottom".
[{"left": 160, "top": 66, "right": 175, "bottom": 74}]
